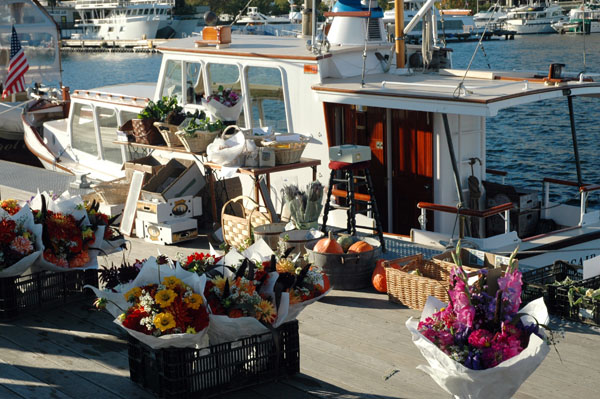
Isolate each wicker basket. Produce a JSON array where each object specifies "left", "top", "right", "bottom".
[
  {"left": 221, "top": 195, "right": 272, "bottom": 249},
  {"left": 154, "top": 121, "right": 182, "bottom": 147},
  {"left": 132, "top": 118, "right": 164, "bottom": 145},
  {"left": 261, "top": 141, "right": 307, "bottom": 165},
  {"left": 93, "top": 177, "right": 129, "bottom": 204},
  {"left": 176, "top": 129, "right": 220, "bottom": 153},
  {"left": 384, "top": 254, "right": 478, "bottom": 310}
]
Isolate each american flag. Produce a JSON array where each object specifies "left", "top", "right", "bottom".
[{"left": 2, "top": 26, "right": 29, "bottom": 99}]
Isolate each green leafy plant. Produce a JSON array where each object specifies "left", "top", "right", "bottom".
[
  {"left": 180, "top": 116, "right": 223, "bottom": 137},
  {"left": 138, "top": 96, "right": 183, "bottom": 121}
]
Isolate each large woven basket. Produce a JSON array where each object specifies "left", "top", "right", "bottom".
[
  {"left": 384, "top": 254, "right": 478, "bottom": 310},
  {"left": 176, "top": 129, "right": 219, "bottom": 153},
  {"left": 261, "top": 141, "right": 307, "bottom": 165},
  {"left": 132, "top": 118, "right": 164, "bottom": 145},
  {"left": 154, "top": 121, "right": 182, "bottom": 147},
  {"left": 221, "top": 195, "right": 272, "bottom": 249}
]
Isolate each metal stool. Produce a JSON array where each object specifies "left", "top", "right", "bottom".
[{"left": 321, "top": 160, "right": 386, "bottom": 252}]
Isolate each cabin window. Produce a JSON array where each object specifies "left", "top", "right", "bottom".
[
  {"left": 144, "top": 9, "right": 149, "bottom": 15},
  {"left": 185, "top": 62, "right": 203, "bottom": 105},
  {"left": 246, "top": 66, "right": 287, "bottom": 132},
  {"left": 206, "top": 63, "right": 244, "bottom": 126},
  {"left": 161, "top": 59, "right": 183, "bottom": 102},
  {"left": 71, "top": 103, "right": 98, "bottom": 157},
  {"left": 96, "top": 106, "right": 122, "bottom": 164}
]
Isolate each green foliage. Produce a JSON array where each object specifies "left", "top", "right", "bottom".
[
  {"left": 180, "top": 114, "right": 223, "bottom": 137},
  {"left": 138, "top": 96, "right": 182, "bottom": 121}
]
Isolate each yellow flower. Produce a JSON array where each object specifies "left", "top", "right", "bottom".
[
  {"left": 118, "top": 313, "right": 126, "bottom": 322},
  {"left": 82, "top": 227, "right": 93, "bottom": 239},
  {"left": 255, "top": 299, "right": 277, "bottom": 324},
  {"left": 276, "top": 259, "right": 295, "bottom": 274},
  {"left": 184, "top": 293, "right": 204, "bottom": 309},
  {"left": 124, "top": 287, "right": 142, "bottom": 302},
  {"left": 153, "top": 312, "right": 176, "bottom": 332},
  {"left": 212, "top": 275, "right": 230, "bottom": 293},
  {"left": 162, "top": 276, "right": 182, "bottom": 290},
  {"left": 185, "top": 326, "right": 197, "bottom": 334},
  {"left": 155, "top": 289, "right": 177, "bottom": 308}
]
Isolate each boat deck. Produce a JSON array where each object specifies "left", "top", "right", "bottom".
[{"left": 1, "top": 235, "right": 600, "bottom": 399}]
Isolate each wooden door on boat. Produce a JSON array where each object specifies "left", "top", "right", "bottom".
[{"left": 324, "top": 104, "right": 433, "bottom": 234}]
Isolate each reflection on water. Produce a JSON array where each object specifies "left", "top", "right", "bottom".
[{"left": 61, "top": 35, "right": 600, "bottom": 206}]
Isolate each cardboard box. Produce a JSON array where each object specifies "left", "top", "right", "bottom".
[
  {"left": 329, "top": 145, "right": 371, "bottom": 164},
  {"left": 123, "top": 155, "right": 168, "bottom": 183},
  {"left": 136, "top": 218, "right": 198, "bottom": 245},
  {"left": 136, "top": 196, "right": 193, "bottom": 224},
  {"left": 433, "top": 247, "right": 516, "bottom": 270},
  {"left": 141, "top": 159, "right": 205, "bottom": 202}
]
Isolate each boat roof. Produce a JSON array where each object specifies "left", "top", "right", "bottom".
[
  {"left": 312, "top": 69, "right": 600, "bottom": 117},
  {"left": 157, "top": 35, "right": 381, "bottom": 61},
  {"left": 71, "top": 82, "right": 155, "bottom": 106}
]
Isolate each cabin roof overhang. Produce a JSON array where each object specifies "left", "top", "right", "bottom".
[{"left": 312, "top": 69, "right": 600, "bottom": 117}]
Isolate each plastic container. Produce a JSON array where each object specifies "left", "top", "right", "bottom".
[
  {"left": 278, "top": 229, "right": 324, "bottom": 256},
  {"left": 521, "top": 260, "right": 583, "bottom": 307},
  {"left": 253, "top": 223, "right": 287, "bottom": 251}
]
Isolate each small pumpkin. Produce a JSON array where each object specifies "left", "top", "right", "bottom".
[
  {"left": 336, "top": 234, "right": 355, "bottom": 252},
  {"left": 348, "top": 240, "right": 373, "bottom": 254},
  {"left": 372, "top": 259, "right": 387, "bottom": 293},
  {"left": 314, "top": 231, "right": 344, "bottom": 254}
]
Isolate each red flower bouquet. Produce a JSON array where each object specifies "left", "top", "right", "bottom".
[
  {"left": 181, "top": 252, "right": 222, "bottom": 276},
  {"left": 1, "top": 199, "right": 21, "bottom": 216},
  {"left": 0, "top": 203, "right": 43, "bottom": 277}
]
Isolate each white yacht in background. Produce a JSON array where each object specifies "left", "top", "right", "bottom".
[
  {"left": 473, "top": 5, "right": 510, "bottom": 28},
  {"left": 73, "top": 0, "right": 174, "bottom": 40},
  {"left": 552, "top": 2, "right": 600, "bottom": 34},
  {"left": 503, "top": 3, "right": 567, "bottom": 34}
]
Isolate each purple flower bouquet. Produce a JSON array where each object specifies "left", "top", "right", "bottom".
[
  {"left": 406, "top": 243, "right": 550, "bottom": 399},
  {"left": 202, "top": 85, "right": 243, "bottom": 122}
]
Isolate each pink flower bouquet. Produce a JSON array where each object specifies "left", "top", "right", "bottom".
[
  {"left": 406, "top": 243, "right": 550, "bottom": 399},
  {"left": 0, "top": 203, "right": 43, "bottom": 277},
  {"left": 202, "top": 85, "right": 243, "bottom": 122}
]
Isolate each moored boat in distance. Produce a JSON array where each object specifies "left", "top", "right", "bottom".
[
  {"left": 503, "top": 2, "right": 567, "bottom": 34},
  {"left": 23, "top": 0, "right": 600, "bottom": 271},
  {"left": 473, "top": 4, "right": 511, "bottom": 28},
  {"left": 552, "top": 2, "right": 600, "bottom": 34}
]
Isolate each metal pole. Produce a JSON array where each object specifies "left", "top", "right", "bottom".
[
  {"left": 567, "top": 96, "right": 583, "bottom": 187},
  {"left": 442, "top": 114, "right": 466, "bottom": 206},
  {"left": 302, "top": 0, "right": 311, "bottom": 37}
]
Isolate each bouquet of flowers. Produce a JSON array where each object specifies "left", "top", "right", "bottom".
[
  {"left": 180, "top": 252, "right": 222, "bottom": 276},
  {"left": 30, "top": 192, "right": 103, "bottom": 271},
  {"left": 406, "top": 243, "right": 551, "bottom": 399},
  {"left": 202, "top": 85, "right": 243, "bottom": 122},
  {"left": 282, "top": 181, "right": 324, "bottom": 230},
  {"left": 0, "top": 203, "right": 43, "bottom": 277},
  {"left": 84, "top": 200, "right": 123, "bottom": 251}
]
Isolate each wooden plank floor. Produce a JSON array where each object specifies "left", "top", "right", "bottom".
[{"left": 1, "top": 234, "right": 600, "bottom": 398}]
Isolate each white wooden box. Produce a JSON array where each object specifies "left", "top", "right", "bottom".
[
  {"left": 136, "top": 196, "right": 193, "bottom": 224},
  {"left": 136, "top": 218, "right": 198, "bottom": 245},
  {"left": 328, "top": 144, "right": 371, "bottom": 163}
]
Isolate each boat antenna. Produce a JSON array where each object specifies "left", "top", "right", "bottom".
[
  {"left": 582, "top": 1, "right": 587, "bottom": 72},
  {"left": 230, "top": 0, "right": 255, "bottom": 26},
  {"left": 453, "top": 1, "right": 500, "bottom": 98},
  {"left": 361, "top": 0, "right": 374, "bottom": 87}
]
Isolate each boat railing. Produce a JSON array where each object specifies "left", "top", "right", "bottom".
[
  {"left": 542, "top": 177, "right": 600, "bottom": 224},
  {"left": 486, "top": 168, "right": 507, "bottom": 184},
  {"left": 417, "top": 201, "right": 514, "bottom": 237}
]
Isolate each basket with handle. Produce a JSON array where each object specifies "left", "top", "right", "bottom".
[
  {"left": 154, "top": 121, "right": 182, "bottom": 148},
  {"left": 384, "top": 254, "right": 479, "bottom": 310},
  {"left": 261, "top": 137, "right": 307, "bottom": 165},
  {"left": 132, "top": 118, "right": 164, "bottom": 145},
  {"left": 176, "top": 129, "right": 220, "bottom": 153},
  {"left": 221, "top": 195, "right": 272, "bottom": 249}
]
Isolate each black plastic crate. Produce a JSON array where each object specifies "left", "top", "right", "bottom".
[
  {"left": 554, "top": 275, "right": 600, "bottom": 327},
  {"left": 0, "top": 269, "right": 98, "bottom": 320},
  {"left": 128, "top": 320, "right": 300, "bottom": 398},
  {"left": 521, "top": 260, "right": 583, "bottom": 311}
]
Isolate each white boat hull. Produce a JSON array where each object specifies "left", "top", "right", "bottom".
[{"left": 505, "top": 20, "right": 559, "bottom": 34}]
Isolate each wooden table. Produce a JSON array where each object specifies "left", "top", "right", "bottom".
[{"left": 203, "top": 158, "right": 321, "bottom": 222}]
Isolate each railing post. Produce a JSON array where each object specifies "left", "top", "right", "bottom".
[
  {"left": 504, "top": 209, "right": 510, "bottom": 234},
  {"left": 580, "top": 190, "right": 587, "bottom": 226},
  {"left": 543, "top": 181, "right": 550, "bottom": 220},
  {"left": 419, "top": 208, "right": 427, "bottom": 230}
]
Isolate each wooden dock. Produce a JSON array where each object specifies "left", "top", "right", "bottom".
[{"left": 1, "top": 234, "right": 600, "bottom": 398}]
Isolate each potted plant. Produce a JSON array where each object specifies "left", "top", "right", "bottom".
[
  {"left": 133, "top": 96, "right": 183, "bottom": 145},
  {"left": 176, "top": 115, "right": 223, "bottom": 153}
]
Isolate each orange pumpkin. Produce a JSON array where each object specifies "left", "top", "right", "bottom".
[
  {"left": 322, "top": 273, "right": 331, "bottom": 291},
  {"left": 314, "top": 231, "right": 344, "bottom": 254},
  {"left": 372, "top": 259, "right": 387, "bottom": 293},
  {"left": 348, "top": 240, "right": 373, "bottom": 254}
]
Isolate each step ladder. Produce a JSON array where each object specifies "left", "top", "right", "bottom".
[{"left": 321, "top": 160, "right": 386, "bottom": 252}]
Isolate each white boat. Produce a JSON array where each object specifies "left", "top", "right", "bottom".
[
  {"left": 24, "top": 0, "right": 600, "bottom": 270},
  {"left": 473, "top": 5, "right": 510, "bottom": 29},
  {"left": 552, "top": 2, "right": 600, "bottom": 34},
  {"left": 1, "top": 0, "right": 62, "bottom": 166},
  {"left": 503, "top": 3, "right": 567, "bottom": 34},
  {"left": 235, "top": 6, "right": 294, "bottom": 25},
  {"left": 73, "top": 0, "right": 173, "bottom": 40}
]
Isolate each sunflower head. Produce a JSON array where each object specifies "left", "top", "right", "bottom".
[
  {"left": 162, "top": 276, "right": 182, "bottom": 290},
  {"left": 276, "top": 259, "right": 295, "bottom": 274},
  {"left": 184, "top": 293, "right": 204, "bottom": 310},
  {"left": 155, "top": 289, "right": 177, "bottom": 308},
  {"left": 212, "top": 275, "right": 230, "bottom": 293},
  {"left": 124, "top": 286, "right": 142, "bottom": 302},
  {"left": 153, "top": 312, "right": 176, "bottom": 332}
]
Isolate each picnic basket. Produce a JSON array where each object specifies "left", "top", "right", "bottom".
[
  {"left": 261, "top": 136, "right": 308, "bottom": 165},
  {"left": 176, "top": 129, "right": 220, "bottom": 153},
  {"left": 131, "top": 118, "right": 164, "bottom": 145},
  {"left": 154, "top": 121, "right": 182, "bottom": 147},
  {"left": 384, "top": 254, "right": 478, "bottom": 310},
  {"left": 221, "top": 195, "right": 272, "bottom": 249}
]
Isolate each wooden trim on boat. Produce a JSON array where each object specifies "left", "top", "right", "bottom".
[
  {"left": 417, "top": 201, "right": 513, "bottom": 218},
  {"left": 517, "top": 228, "right": 600, "bottom": 259},
  {"left": 158, "top": 46, "right": 332, "bottom": 61},
  {"left": 323, "top": 11, "right": 372, "bottom": 17},
  {"left": 580, "top": 184, "right": 600, "bottom": 193},
  {"left": 21, "top": 113, "right": 73, "bottom": 175},
  {"left": 332, "top": 188, "right": 371, "bottom": 202},
  {"left": 542, "top": 177, "right": 583, "bottom": 188},
  {"left": 486, "top": 168, "right": 507, "bottom": 177}
]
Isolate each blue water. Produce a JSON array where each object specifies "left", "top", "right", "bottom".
[{"left": 61, "top": 34, "right": 600, "bottom": 206}]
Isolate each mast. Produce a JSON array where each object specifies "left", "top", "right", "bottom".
[{"left": 395, "top": 0, "right": 405, "bottom": 67}]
